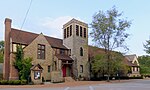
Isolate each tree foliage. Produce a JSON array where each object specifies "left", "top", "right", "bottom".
[
  {"left": 138, "top": 55, "right": 150, "bottom": 75},
  {"left": 0, "top": 40, "right": 4, "bottom": 63},
  {"left": 91, "top": 52, "right": 128, "bottom": 77},
  {"left": 90, "top": 7, "right": 131, "bottom": 81},
  {"left": 14, "top": 45, "right": 32, "bottom": 80},
  {"left": 90, "top": 6, "right": 131, "bottom": 51},
  {"left": 143, "top": 40, "right": 150, "bottom": 54}
]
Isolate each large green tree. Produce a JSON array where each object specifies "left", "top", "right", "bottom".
[
  {"left": 138, "top": 55, "right": 150, "bottom": 75},
  {"left": 0, "top": 40, "right": 4, "bottom": 63},
  {"left": 90, "top": 7, "right": 131, "bottom": 81},
  {"left": 14, "top": 45, "right": 32, "bottom": 80},
  {"left": 92, "top": 52, "right": 128, "bottom": 79},
  {"left": 144, "top": 40, "right": 150, "bottom": 54}
]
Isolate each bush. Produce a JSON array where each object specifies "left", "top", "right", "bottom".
[
  {"left": 0, "top": 74, "right": 3, "bottom": 80},
  {"left": 0, "top": 80, "right": 8, "bottom": 85},
  {"left": 13, "top": 80, "right": 21, "bottom": 85},
  {"left": 0, "top": 80, "right": 27, "bottom": 85},
  {"left": 21, "top": 80, "right": 27, "bottom": 85},
  {"left": 8, "top": 80, "right": 14, "bottom": 85}
]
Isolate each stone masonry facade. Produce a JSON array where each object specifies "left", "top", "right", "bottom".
[{"left": 3, "top": 18, "right": 90, "bottom": 83}]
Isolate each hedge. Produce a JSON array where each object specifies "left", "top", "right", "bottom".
[{"left": 0, "top": 80, "right": 27, "bottom": 85}]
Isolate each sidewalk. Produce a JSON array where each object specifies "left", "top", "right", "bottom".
[{"left": 0, "top": 80, "right": 131, "bottom": 88}]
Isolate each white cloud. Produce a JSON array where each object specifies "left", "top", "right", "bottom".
[
  {"left": 0, "top": 20, "right": 4, "bottom": 40},
  {"left": 39, "top": 16, "right": 83, "bottom": 39}
]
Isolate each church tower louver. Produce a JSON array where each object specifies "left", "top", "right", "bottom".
[{"left": 63, "top": 19, "right": 89, "bottom": 80}]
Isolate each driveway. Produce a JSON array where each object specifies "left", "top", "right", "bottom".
[{"left": 0, "top": 79, "right": 150, "bottom": 90}]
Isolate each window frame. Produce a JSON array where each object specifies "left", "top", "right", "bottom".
[
  {"left": 70, "top": 25, "right": 72, "bottom": 36},
  {"left": 80, "top": 65, "right": 83, "bottom": 73},
  {"left": 76, "top": 25, "right": 79, "bottom": 36},
  {"left": 84, "top": 28, "right": 86, "bottom": 38},
  {"left": 67, "top": 27, "right": 69, "bottom": 37},
  {"left": 60, "top": 49, "right": 65, "bottom": 55},
  {"left": 37, "top": 44, "right": 45, "bottom": 60},
  {"left": 80, "top": 47, "right": 83, "bottom": 56},
  {"left": 64, "top": 29, "right": 66, "bottom": 39},
  {"left": 80, "top": 26, "right": 82, "bottom": 37},
  {"left": 48, "top": 66, "right": 51, "bottom": 73}
]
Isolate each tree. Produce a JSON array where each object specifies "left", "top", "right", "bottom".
[
  {"left": 14, "top": 45, "right": 32, "bottom": 80},
  {"left": 91, "top": 52, "right": 128, "bottom": 79},
  {"left": 90, "top": 6, "right": 131, "bottom": 81},
  {"left": 0, "top": 40, "right": 4, "bottom": 63},
  {"left": 138, "top": 55, "right": 150, "bottom": 75},
  {"left": 144, "top": 40, "right": 150, "bottom": 54}
]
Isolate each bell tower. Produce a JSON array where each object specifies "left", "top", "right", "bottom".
[{"left": 63, "top": 19, "right": 89, "bottom": 79}]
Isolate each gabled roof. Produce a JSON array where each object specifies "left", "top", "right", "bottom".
[
  {"left": 125, "top": 54, "right": 139, "bottom": 66},
  {"left": 55, "top": 54, "right": 73, "bottom": 61},
  {"left": 10, "top": 28, "right": 68, "bottom": 49},
  {"left": 125, "top": 54, "right": 137, "bottom": 62},
  {"left": 123, "top": 58, "right": 138, "bottom": 66},
  {"left": 30, "top": 64, "right": 43, "bottom": 70}
]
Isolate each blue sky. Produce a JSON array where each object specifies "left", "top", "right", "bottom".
[{"left": 0, "top": 0, "right": 150, "bottom": 56}]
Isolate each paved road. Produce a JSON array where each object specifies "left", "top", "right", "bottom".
[{"left": 1, "top": 79, "right": 150, "bottom": 90}]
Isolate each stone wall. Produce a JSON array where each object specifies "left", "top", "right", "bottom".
[
  {"left": 24, "top": 34, "right": 53, "bottom": 81},
  {"left": 63, "top": 19, "right": 90, "bottom": 80}
]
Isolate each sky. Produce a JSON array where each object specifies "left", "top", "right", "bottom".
[{"left": 0, "top": 0, "right": 150, "bottom": 56}]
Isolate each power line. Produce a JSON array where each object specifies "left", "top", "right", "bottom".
[{"left": 20, "top": 0, "right": 33, "bottom": 29}]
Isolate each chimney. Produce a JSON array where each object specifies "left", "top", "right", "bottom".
[{"left": 3, "top": 18, "right": 12, "bottom": 80}]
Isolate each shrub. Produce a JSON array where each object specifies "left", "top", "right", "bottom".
[
  {"left": 0, "top": 80, "right": 8, "bottom": 85},
  {"left": 21, "top": 80, "right": 27, "bottom": 85},
  {"left": 12, "top": 80, "right": 21, "bottom": 85},
  {"left": 8, "top": 80, "right": 14, "bottom": 85},
  {"left": 0, "top": 74, "right": 3, "bottom": 80},
  {"left": 0, "top": 80, "right": 28, "bottom": 85}
]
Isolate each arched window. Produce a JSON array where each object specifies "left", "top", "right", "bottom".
[{"left": 80, "top": 47, "right": 83, "bottom": 56}]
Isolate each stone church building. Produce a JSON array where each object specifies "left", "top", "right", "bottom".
[
  {"left": 3, "top": 18, "right": 89, "bottom": 83},
  {"left": 3, "top": 18, "right": 140, "bottom": 83}
]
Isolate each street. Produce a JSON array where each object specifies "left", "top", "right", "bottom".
[{"left": 1, "top": 79, "right": 150, "bottom": 90}]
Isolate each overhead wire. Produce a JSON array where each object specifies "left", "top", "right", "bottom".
[
  {"left": 16, "top": 0, "right": 33, "bottom": 45},
  {"left": 20, "top": 0, "right": 33, "bottom": 29}
]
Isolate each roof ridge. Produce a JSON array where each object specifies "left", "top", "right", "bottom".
[
  {"left": 11, "top": 28, "right": 67, "bottom": 49},
  {"left": 11, "top": 28, "right": 63, "bottom": 40},
  {"left": 11, "top": 28, "right": 38, "bottom": 35}
]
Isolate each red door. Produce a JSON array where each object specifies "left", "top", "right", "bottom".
[{"left": 62, "top": 65, "right": 66, "bottom": 77}]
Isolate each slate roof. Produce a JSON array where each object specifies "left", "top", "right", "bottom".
[
  {"left": 10, "top": 28, "right": 68, "bottom": 49},
  {"left": 125, "top": 54, "right": 137, "bottom": 62},
  {"left": 125, "top": 54, "right": 138, "bottom": 66},
  {"left": 123, "top": 58, "right": 138, "bottom": 66}
]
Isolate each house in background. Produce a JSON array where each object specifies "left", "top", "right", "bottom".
[
  {"left": 3, "top": 18, "right": 89, "bottom": 83},
  {"left": 125, "top": 54, "right": 140, "bottom": 77},
  {"left": 88, "top": 46, "right": 141, "bottom": 79}
]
